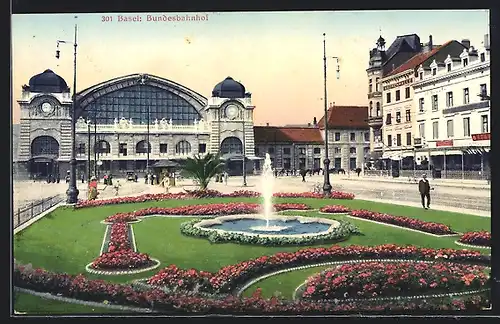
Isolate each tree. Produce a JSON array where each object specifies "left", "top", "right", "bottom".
[{"left": 181, "top": 153, "right": 225, "bottom": 190}]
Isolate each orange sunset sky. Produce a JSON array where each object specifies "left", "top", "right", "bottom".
[{"left": 11, "top": 10, "right": 489, "bottom": 126}]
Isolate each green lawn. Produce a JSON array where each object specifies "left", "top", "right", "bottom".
[
  {"left": 13, "top": 292, "right": 134, "bottom": 314},
  {"left": 13, "top": 196, "right": 490, "bottom": 311}
]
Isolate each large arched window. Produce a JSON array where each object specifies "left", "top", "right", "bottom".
[
  {"left": 31, "top": 136, "right": 59, "bottom": 157},
  {"left": 94, "top": 140, "right": 111, "bottom": 154},
  {"left": 84, "top": 85, "right": 202, "bottom": 125},
  {"left": 220, "top": 137, "right": 242, "bottom": 155},
  {"left": 376, "top": 102, "right": 381, "bottom": 117},
  {"left": 136, "top": 140, "right": 151, "bottom": 154},
  {"left": 175, "top": 140, "right": 191, "bottom": 154},
  {"left": 369, "top": 101, "right": 373, "bottom": 117}
]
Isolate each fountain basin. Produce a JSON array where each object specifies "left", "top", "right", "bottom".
[{"left": 193, "top": 214, "right": 341, "bottom": 238}]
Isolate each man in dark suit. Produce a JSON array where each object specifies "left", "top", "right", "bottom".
[{"left": 418, "top": 174, "right": 432, "bottom": 209}]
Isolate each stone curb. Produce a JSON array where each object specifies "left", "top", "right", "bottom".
[
  {"left": 84, "top": 258, "right": 161, "bottom": 276},
  {"left": 454, "top": 240, "right": 491, "bottom": 250},
  {"left": 14, "top": 287, "right": 154, "bottom": 313}
]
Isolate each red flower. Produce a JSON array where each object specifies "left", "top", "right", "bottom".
[
  {"left": 320, "top": 205, "right": 351, "bottom": 213},
  {"left": 459, "top": 231, "right": 491, "bottom": 247}
]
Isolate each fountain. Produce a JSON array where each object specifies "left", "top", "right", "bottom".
[
  {"left": 191, "top": 155, "right": 344, "bottom": 240},
  {"left": 249, "top": 153, "right": 289, "bottom": 232}
]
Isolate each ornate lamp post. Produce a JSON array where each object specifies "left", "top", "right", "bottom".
[
  {"left": 57, "top": 19, "right": 79, "bottom": 204},
  {"left": 242, "top": 113, "right": 247, "bottom": 186}
]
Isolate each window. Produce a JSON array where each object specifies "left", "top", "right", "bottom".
[
  {"left": 386, "top": 113, "right": 392, "bottom": 125},
  {"left": 221, "top": 137, "right": 242, "bottom": 155},
  {"left": 376, "top": 102, "right": 381, "bottom": 116},
  {"left": 405, "top": 87, "right": 410, "bottom": 99},
  {"left": 299, "top": 148, "right": 306, "bottom": 155},
  {"left": 447, "top": 63, "right": 452, "bottom": 72},
  {"left": 283, "top": 158, "right": 291, "bottom": 169},
  {"left": 135, "top": 141, "right": 150, "bottom": 154},
  {"left": 119, "top": 143, "right": 127, "bottom": 156},
  {"left": 406, "top": 132, "right": 412, "bottom": 146},
  {"left": 463, "top": 58, "right": 468, "bottom": 66},
  {"left": 386, "top": 92, "right": 391, "bottom": 103},
  {"left": 84, "top": 84, "right": 201, "bottom": 125},
  {"left": 419, "top": 72, "right": 423, "bottom": 80},
  {"left": 334, "top": 147, "right": 341, "bottom": 154},
  {"left": 396, "top": 134, "right": 401, "bottom": 146},
  {"left": 198, "top": 143, "right": 206, "bottom": 153},
  {"left": 387, "top": 135, "right": 392, "bottom": 147},
  {"left": 481, "top": 115, "right": 489, "bottom": 133},
  {"left": 299, "top": 158, "right": 306, "bottom": 169},
  {"left": 255, "top": 147, "right": 260, "bottom": 155},
  {"left": 334, "top": 132, "right": 341, "bottom": 141},
  {"left": 480, "top": 53, "right": 486, "bottom": 62},
  {"left": 369, "top": 79, "right": 373, "bottom": 93},
  {"left": 432, "top": 68, "right": 437, "bottom": 76},
  {"left": 463, "top": 117, "right": 470, "bottom": 137},
  {"left": 350, "top": 132, "right": 356, "bottom": 141},
  {"left": 369, "top": 101, "right": 373, "bottom": 117},
  {"left": 160, "top": 143, "right": 168, "bottom": 153},
  {"left": 419, "top": 123, "right": 425, "bottom": 138},
  {"left": 350, "top": 147, "right": 356, "bottom": 154},
  {"left": 480, "top": 84, "right": 488, "bottom": 97},
  {"left": 175, "top": 140, "right": 191, "bottom": 154},
  {"left": 395, "top": 111, "right": 401, "bottom": 123},
  {"left": 446, "top": 92, "right": 453, "bottom": 107},
  {"left": 419, "top": 98, "right": 425, "bottom": 112},
  {"left": 77, "top": 143, "right": 85, "bottom": 155},
  {"left": 395, "top": 90, "right": 401, "bottom": 101},
  {"left": 463, "top": 88, "right": 469, "bottom": 104},
  {"left": 283, "top": 147, "right": 291, "bottom": 155},
  {"left": 313, "top": 147, "right": 321, "bottom": 154},
  {"left": 432, "top": 95, "right": 438, "bottom": 111},
  {"left": 446, "top": 120, "right": 454, "bottom": 138},
  {"left": 432, "top": 121, "right": 439, "bottom": 139},
  {"left": 268, "top": 147, "right": 275, "bottom": 154},
  {"left": 364, "top": 132, "right": 370, "bottom": 142},
  {"left": 375, "top": 77, "right": 380, "bottom": 91},
  {"left": 405, "top": 109, "right": 411, "bottom": 122}
]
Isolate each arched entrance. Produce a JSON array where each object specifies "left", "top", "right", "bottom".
[
  {"left": 220, "top": 136, "right": 244, "bottom": 175},
  {"left": 30, "top": 136, "right": 60, "bottom": 179}
]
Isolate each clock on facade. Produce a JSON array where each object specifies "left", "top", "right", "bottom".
[
  {"left": 41, "top": 102, "right": 53, "bottom": 114},
  {"left": 225, "top": 104, "right": 238, "bottom": 120}
]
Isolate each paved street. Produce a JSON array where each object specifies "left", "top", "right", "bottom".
[{"left": 13, "top": 173, "right": 490, "bottom": 217}]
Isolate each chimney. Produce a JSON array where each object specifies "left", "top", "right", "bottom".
[
  {"left": 307, "top": 123, "right": 311, "bottom": 127},
  {"left": 427, "top": 35, "right": 433, "bottom": 51},
  {"left": 484, "top": 34, "right": 490, "bottom": 50},
  {"left": 313, "top": 117, "right": 317, "bottom": 125},
  {"left": 461, "top": 39, "right": 471, "bottom": 48},
  {"left": 266, "top": 122, "right": 269, "bottom": 127}
]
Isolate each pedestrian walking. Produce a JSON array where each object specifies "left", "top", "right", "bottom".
[
  {"left": 162, "top": 176, "right": 170, "bottom": 193},
  {"left": 418, "top": 174, "right": 433, "bottom": 210},
  {"left": 81, "top": 173, "right": 85, "bottom": 183},
  {"left": 224, "top": 171, "right": 228, "bottom": 185},
  {"left": 299, "top": 169, "right": 307, "bottom": 182},
  {"left": 113, "top": 180, "right": 121, "bottom": 196}
]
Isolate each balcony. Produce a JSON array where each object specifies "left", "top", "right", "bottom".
[
  {"left": 367, "top": 91, "right": 382, "bottom": 99},
  {"left": 367, "top": 115, "right": 383, "bottom": 128},
  {"left": 442, "top": 100, "right": 490, "bottom": 115},
  {"left": 75, "top": 118, "right": 210, "bottom": 134}
]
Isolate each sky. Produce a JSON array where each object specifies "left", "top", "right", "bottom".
[{"left": 11, "top": 10, "right": 489, "bottom": 126}]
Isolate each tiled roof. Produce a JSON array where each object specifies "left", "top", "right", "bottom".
[
  {"left": 317, "top": 106, "right": 369, "bottom": 129},
  {"left": 253, "top": 126, "right": 324, "bottom": 144},
  {"left": 385, "top": 41, "right": 452, "bottom": 77}
]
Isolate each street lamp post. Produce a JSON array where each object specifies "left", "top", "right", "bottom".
[
  {"left": 58, "top": 21, "right": 79, "bottom": 204},
  {"left": 242, "top": 113, "right": 247, "bottom": 186},
  {"left": 322, "top": 33, "right": 332, "bottom": 196},
  {"left": 87, "top": 119, "right": 91, "bottom": 182}
]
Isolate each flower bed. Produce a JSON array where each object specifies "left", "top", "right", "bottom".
[
  {"left": 299, "top": 261, "right": 489, "bottom": 301},
  {"left": 146, "top": 244, "right": 489, "bottom": 294},
  {"left": 89, "top": 222, "right": 154, "bottom": 271},
  {"left": 319, "top": 205, "right": 351, "bottom": 214},
  {"left": 104, "top": 203, "right": 312, "bottom": 223},
  {"left": 349, "top": 210, "right": 455, "bottom": 235},
  {"left": 274, "top": 192, "right": 355, "bottom": 200},
  {"left": 14, "top": 263, "right": 490, "bottom": 314},
  {"left": 458, "top": 231, "right": 491, "bottom": 248},
  {"left": 91, "top": 250, "right": 155, "bottom": 270},
  {"left": 75, "top": 190, "right": 355, "bottom": 208},
  {"left": 179, "top": 219, "right": 360, "bottom": 246}
]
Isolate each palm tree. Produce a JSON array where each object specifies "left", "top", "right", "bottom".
[{"left": 181, "top": 153, "right": 225, "bottom": 190}]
